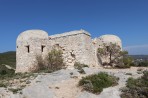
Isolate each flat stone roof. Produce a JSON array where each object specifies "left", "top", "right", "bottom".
[{"left": 49, "top": 29, "right": 91, "bottom": 39}]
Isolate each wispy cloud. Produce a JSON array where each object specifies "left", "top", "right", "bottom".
[{"left": 123, "top": 45, "right": 148, "bottom": 55}]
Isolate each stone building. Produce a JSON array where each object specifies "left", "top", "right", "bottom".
[{"left": 16, "top": 29, "right": 122, "bottom": 73}]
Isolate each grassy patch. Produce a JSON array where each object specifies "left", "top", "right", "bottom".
[
  {"left": 8, "top": 88, "right": 23, "bottom": 94},
  {"left": 79, "top": 72, "right": 119, "bottom": 94},
  {"left": 0, "top": 72, "right": 36, "bottom": 94},
  {"left": 74, "top": 62, "right": 88, "bottom": 70},
  {"left": 120, "top": 70, "right": 148, "bottom": 98},
  {"left": 0, "top": 72, "right": 35, "bottom": 80},
  {"left": 74, "top": 62, "right": 88, "bottom": 74}
]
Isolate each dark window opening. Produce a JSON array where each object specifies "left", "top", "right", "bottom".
[
  {"left": 55, "top": 44, "right": 59, "bottom": 47},
  {"left": 106, "top": 46, "right": 109, "bottom": 52},
  {"left": 70, "top": 50, "right": 75, "bottom": 58},
  {"left": 70, "top": 52, "right": 75, "bottom": 58},
  {"left": 17, "top": 46, "right": 18, "bottom": 48},
  {"left": 26, "top": 45, "right": 30, "bottom": 53},
  {"left": 41, "top": 45, "right": 45, "bottom": 52}
]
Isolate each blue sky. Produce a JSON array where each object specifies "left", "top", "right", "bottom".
[{"left": 0, "top": 0, "right": 148, "bottom": 54}]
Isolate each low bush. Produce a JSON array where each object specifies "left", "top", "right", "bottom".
[
  {"left": 79, "top": 72, "right": 119, "bottom": 94},
  {"left": 74, "top": 62, "right": 88, "bottom": 70},
  {"left": 125, "top": 73, "right": 132, "bottom": 75},
  {"left": 115, "top": 56, "right": 134, "bottom": 69},
  {"left": 0, "top": 65, "right": 15, "bottom": 75},
  {"left": 36, "top": 49, "right": 66, "bottom": 73},
  {"left": 0, "top": 71, "right": 34, "bottom": 79},
  {"left": 133, "top": 61, "right": 148, "bottom": 67},
  {"left": 8, "top": 88, "right": 23, "bottom": 94},
  {"left": 47, "top": 49, "right": 65, "bottom": 71},
  {"left": 0, "top": 82, "right": 7, "bottom": 88},
  {"left": 0, "top": 72, "right": 36, "bottom": 94},
  {"left": 120, "top": 70, "right": 148, "bottom": 98},
  {"left": 0, "top": 51, "right": 16, "bottom": 68},
  {"left": 78, "top": 69, "right": 86, "bottom": 74},
  {"left": 138, "top": 61, "right": 148, "bottom": 67},
  {"left": 74, "top": 62, "right": 88, "bottom": 74}
]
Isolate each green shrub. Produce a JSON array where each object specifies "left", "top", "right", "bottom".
[
  {"left": 136, "top": 61, "right": 148, "bottom": 67},
  {"left": 0, "top": 72, "right": 36, "bottom": 89},
  {"left": 79, "top": 72, "right": 119, "bottom": 94},
  {"left": 0, "top": 51, "right": 16, "bottom": 68},
  {"left": 0, "top": 82, "right": 8, "bottom": 88},
  {"left": 8, "top": 88, "right": 23, "bottom": 94},
  {"left": 36, "top": 49, "right": 65, "bottom": 73},
  {"left": 0, "top": 72, "right": 34, "bottom": 80},
  {"left": 0, "top": 65, "right": 15, "bottom": 75},
  {"left": 125, "top": 73, "right": 132, "bottom": 75},
  {"left": 74, "top": 62, "right": 88, "bottom": 70},
  {"left": 115, "top": 56, "right": 133, "bottom": 69},
  {"left": 78, "top": 69, "right": 86, "bottom": 74},
  {"left": 121, "top": 70, "right": 148, "bottom": 98},
  {"left": 47, "top": 49, "right": 65, "bottom": 71},
  {"left": 74, "top": 62, "right": 88, "bottom": 74}
]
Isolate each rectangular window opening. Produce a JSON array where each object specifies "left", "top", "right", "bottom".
[
  {"left": 41, "top": 45, "right": 45, "bottom": 52},
  {"left": 26, "top": 45, "right": 30, "bottom": 53},
  {"left": 106, "top": 46, "right": 109, "bottom": 52}
]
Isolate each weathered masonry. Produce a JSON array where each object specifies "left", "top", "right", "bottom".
[{"left": 16, "top": 29, "right": 122, "bottom": 73}]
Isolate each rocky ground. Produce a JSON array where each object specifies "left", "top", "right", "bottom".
[{"left": 0, "top": 67, "right": 147, "bottom": 98}]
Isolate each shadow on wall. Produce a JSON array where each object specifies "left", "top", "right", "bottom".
[{"left": 97, "top": 52, "right": 102, "bottom": 65}]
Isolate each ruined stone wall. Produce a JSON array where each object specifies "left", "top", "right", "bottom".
[
  {"left": 16, "top": 29, "right": 122, "bottom": 73},
  {"left": 49, "top": 30, "right": 96, "bottom": 69},
  {"left": 92, "top": 38, "right": 104, "bottom": 66}
]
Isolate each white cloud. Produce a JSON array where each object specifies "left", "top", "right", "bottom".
[{"left": 123, "top": 45, "right": 148, "bottom": 55}]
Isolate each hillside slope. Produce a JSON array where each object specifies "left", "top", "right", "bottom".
[{"left": 0, "top": 51, "right": 16, "bottom": 68}]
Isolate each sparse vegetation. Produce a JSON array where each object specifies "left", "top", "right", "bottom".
[
  {"left": 120, "top": 56, "right": 133, "bottom": 68},
  {"left": 0, "top": 52, "right": 37, "bottom": 93},
  {"left": 128, "top": 55, "right": 148, "bottom": 67},
  {"left": 36, "top": 49, "right": 66, "bottom": 73},
  {"left": 78, "top": 69, "right": 86, "bottom": 74},
  {"left": 74, "top": 62, "right": 88, "bottom": 74},
  {"left": 0, "top": 70, "right": 36, "bottom": 93},
  {"left": 74, "top": 62, "right": 88, "bottom": 70},
  {"left": 79, "top": 72, "right": 119, "bottom": 94},
  {"left": 47, "top": 49, "right": 65, "bottom": 71},
  {"left": 125, "top": 73, "right": 132, "bottom": 75},
  {"left": 0, "top": 65, "right": 15, "bottom": 76},
  {"left": 0, "top": 72, "right": 35, "bottom": 80},
  {"left": 0, "top": 51, "right": 16, "bottom": 68},
  {"left": 0, "top": 81, "right": 8, "bottom": 88},
  {"left": 97, "top": 43, "right": 134, "bottom": 68},
  {"left": 8, "top": 88, "right": 23, "bottom": 94},
  {"left": 120, "top": 70, "right": 148, "bottom": 98},
  {"left": 134, "top": 60, "right": 148, "bottom": 67}
]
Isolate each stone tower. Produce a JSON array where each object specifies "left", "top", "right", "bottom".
[
  {"left": 93, "top": 34, "right": 122, "bottom": 65},
  {"left": 16, "top": 30, "right": 49, "bottom": 73}
]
